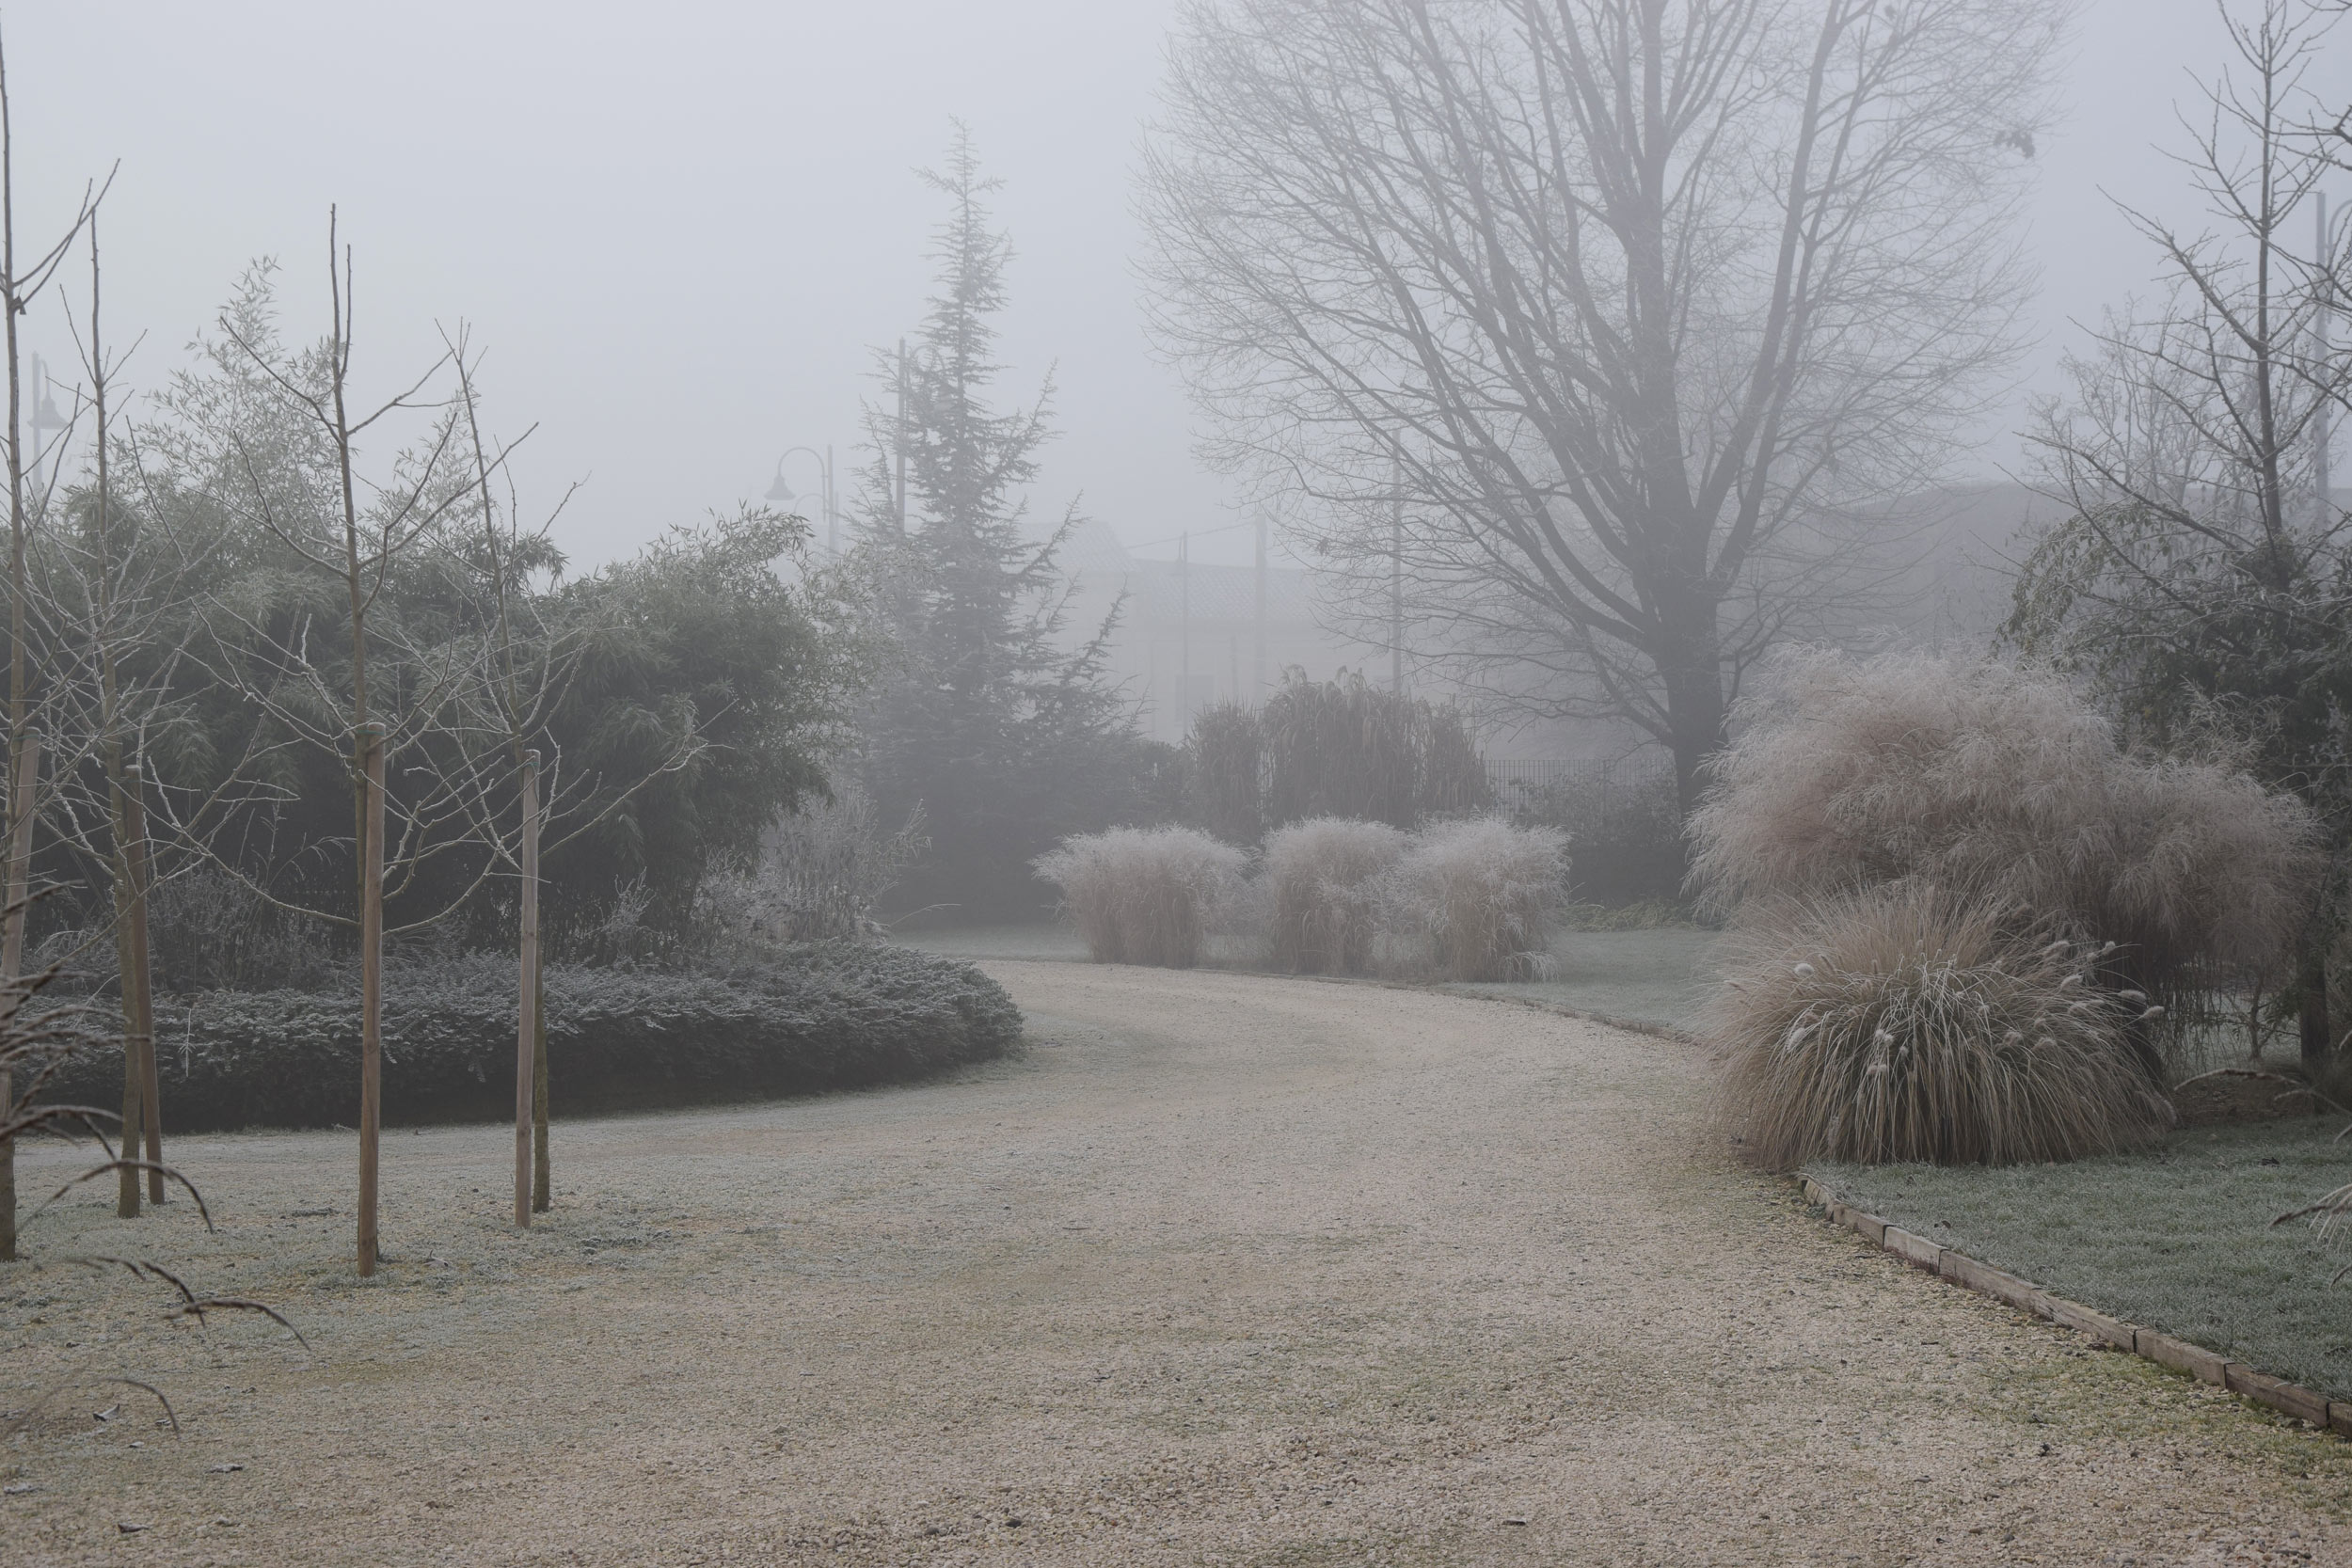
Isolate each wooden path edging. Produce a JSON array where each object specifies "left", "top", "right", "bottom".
[{"left": 1801, "top": 1175, "right": 2347, "bottom": 1437}]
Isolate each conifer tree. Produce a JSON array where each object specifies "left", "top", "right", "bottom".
[{"left": 853, "top": 129, "right": 1140, "bottom": 917}]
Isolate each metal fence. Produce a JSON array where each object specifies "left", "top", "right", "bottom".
[{"left": 1484, "top": 755, "right": 1677, "bottom": 800}]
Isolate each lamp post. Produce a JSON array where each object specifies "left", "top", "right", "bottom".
[
  {"left": 765, "top": 445, "right": 836, "bottom": 556},
  {"left": 27, "top": 356, "right": 63, "bottom": 501}
]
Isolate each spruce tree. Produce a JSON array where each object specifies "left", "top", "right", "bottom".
[{"left": 854, "top": 129, "right": 1140, "bottom": 918}]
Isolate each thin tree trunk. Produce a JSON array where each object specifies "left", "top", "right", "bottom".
[
  {"left": 531, "top": 949, "right": 548, "bottom": 1213},
  {"left": 0, "top": 30, "right": 25, "bottom": 1265},
  {"left": 125, "top": 764, "right": 159, "bottom": 1201},
  {"left": 110, "top": 759, "right": 141, "bottom": 1219},
  {"left": 0, "top": 729, "right": 33, "bottom": 1251},
  {"left": 512, "top": 751, "right": 538, "bottom": 1227},
  {"left": 357, "top": 721, "right": 384, "bottom": 1275},
  {"left": 2299, "top": 937, "right": 2334, "bottom": 1071}
]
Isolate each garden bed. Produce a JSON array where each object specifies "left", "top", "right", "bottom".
[
  {"left": 38, "top": 942, "right": 1022, "bottom": 1132},
  {"left": 1811, "top": 1117, "right": 2352, "bottom": 1401}
]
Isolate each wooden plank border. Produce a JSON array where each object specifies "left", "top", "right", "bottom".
[{"left": 1798, "top": 1174, "right": 2352, "bottom": 1439}]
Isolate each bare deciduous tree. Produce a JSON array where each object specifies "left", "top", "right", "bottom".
[
  {"left": 0, "top": 21, "right": 110, "bottom": 1259},
  {"left": 1140, "top": 0, "right": 2063, "bottom": 809},
  {"left": 2009, "top": 0, "right": 2352, "bottom": 1067}
]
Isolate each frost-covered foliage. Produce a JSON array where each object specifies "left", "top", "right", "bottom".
[
  {"left": 695, "top": 789, "right": 928, "bottom": 950},
  {"left": 42, "top": 944, "right": 1019, "bottom": 1132},
  {"left": 1032, "top": 826, "right": 1248, "bottom": 967},
  {"left": 1264, "top": 816, "right": 1406, "bottom": 974},
  {"left": 1708, "top": 882, "right": 2172, "bottom": 1167},
  {"left": 1690, "top": 650, "right": 2322, "bottom": 1009},
  {"left": 1379, "top": 816, "right": 1568, "bottom": 981}
]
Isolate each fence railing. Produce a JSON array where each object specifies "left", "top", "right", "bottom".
[{"left": 1484, "top": 755, "right": 1677, "bottom": 798}]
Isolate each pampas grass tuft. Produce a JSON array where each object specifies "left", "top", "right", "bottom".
[
  {"left": 1689, "top": 650, "right": 2323, "bottom": 1024},
  {"left": 1708, "top": 882, "right": 2173, "bottom": 1167},
  {"left": 1264, "top": 816, "right": 1406, "bottom": 974},
  {"left": 1380, "top": 816, "right": 1568, "bottom": 981},
  {"left": 1033, "top": 827, "right": 1248, "bottom": 967}
]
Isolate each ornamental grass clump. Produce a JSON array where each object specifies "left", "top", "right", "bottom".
[
  {"left": 1709, "top": 883, "right": 2173, "bottom": 1168},
  {"left": 1382, "top": 816, "right": 1568, "bottom": 981},
  {"left": 1263, "top": 816, "right": 1406, "bottom": 974},
  {"left": 1689, "top": 649, "right": 2323, "bottom": 1057},
  {"left": 1033, "top": 826, "right": 1247, "bottom": 967}
]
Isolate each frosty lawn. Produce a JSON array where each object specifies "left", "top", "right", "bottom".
[
  {"left": 1815, "top": 1118, "right": 2352, "bottom": 1400},
  {"left": 899, "top": 923, "right": 1719, "bottom": 1030}
]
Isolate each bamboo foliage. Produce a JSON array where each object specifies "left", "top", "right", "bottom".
[{"left": 1184, "top": 670, "right": 1491, "bottom": 843}]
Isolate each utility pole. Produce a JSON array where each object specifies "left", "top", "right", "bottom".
[
  {"left": 1253, "top": 515, "right": 1267, "bottom": 698},
  {"left": 1178, "top": 531, "right": 1191, "bottom": 733},
  {"left": 24, "top": 354, "right": 54, "bottom": 499},
  {"left": 1390, "top": 460, "right": 1405, "bottom": 693},
  {"left": 825, "top": 441, "right": 837, "bottom": 556}
]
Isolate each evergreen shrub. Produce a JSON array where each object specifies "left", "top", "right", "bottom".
[{"left": 43, "top": 943, "right": 1020, "bottom": 1132}]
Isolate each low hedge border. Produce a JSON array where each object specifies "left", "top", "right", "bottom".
[
  {"left": 1799, "top": 1173, "right": 2349, "bottom": 1439},
  {"left": 40, "top": 942, "right": 1022, "bottom": 1132}
]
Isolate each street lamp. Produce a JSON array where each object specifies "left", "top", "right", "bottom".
[
  {"left": 27, "top": 355, "right": 65, "bottom": 500},
  {"left": 766, "top": 445, "right": 837, "bottom": 556}
]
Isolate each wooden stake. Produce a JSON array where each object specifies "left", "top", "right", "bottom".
[
  {"left": 531, "top": 954, "right": 548, "bottom": 1213},
  {"left": 513, "top": 750, "right": 538, "bottom": 1227},
  {"left": 357, "top": 722, "right": 384, "bottom": 1276},
  {"left": 0, "top": 728, "right": 35, "bottom": 1254},
  {"left": 112, "top": 766, "right": 139, "bottom": 1219},
  {"left": 125, "top": 765, "right": 159, "bottom": 1202}
]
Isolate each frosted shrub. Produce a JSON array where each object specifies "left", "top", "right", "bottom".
[
  {"left": 1382, "top": 816, "right": 1568, "bottom": 981},
  {"left": 1264, "top": 817, "right": 1406, "bottom": 974},
  {"left": 1033, "top": 826, "right": 1247, "bottom": 967},
  {"left": 1689, "top": 650, "right": 2322, "bottom": 1033},
  {"left": 1708, "top": 882, "right": 2172, "bottom": 1167}
]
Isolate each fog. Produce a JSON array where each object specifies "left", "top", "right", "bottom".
[{"left": 2, "top": 0, "right": 2314, "bottom": 572}]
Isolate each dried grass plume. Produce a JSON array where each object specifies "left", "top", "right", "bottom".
[
  {"left": 1033, "top": 827, "right": 1248, "bottom": 968},
  {"left": 1708, "top": 882, "right": 2174, "bottom": 1167}
]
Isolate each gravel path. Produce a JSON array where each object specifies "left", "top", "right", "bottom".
[{"left": 4, "top": 961, "right": 2349, "bottom": 1565}]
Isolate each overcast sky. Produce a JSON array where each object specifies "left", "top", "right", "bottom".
[{"left": 2, "top": 1, "right": 2329, "bottom": 571}]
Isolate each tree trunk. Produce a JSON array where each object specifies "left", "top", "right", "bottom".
[
  {"left": 356, "top": 722, "right": 385, "bottom": 1276},
  {"left": 110, "top": 764, "right": 140, "bottom": 1219},
  {"left": 532, "top": 952, "right": 548, "bottom": 1213},
  {"left": 1659, "top": 595, "right": 1726, "bottom": 821},
  {"left": 124, "top": 766, "right": 160, "bottom": 1202},
  {"left": 2299, "top": 937, "right": 2334, "bottom": 1073},
  {"left": 0, "top": 729, "right": 35, "bottom": 1252},
  {"left": 513, "top": 752, "right": 538, "bottom": 1227}
]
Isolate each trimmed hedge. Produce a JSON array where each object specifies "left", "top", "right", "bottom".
[{"left": 43, "top": 942, "right": 1021, "bottom": 1132}]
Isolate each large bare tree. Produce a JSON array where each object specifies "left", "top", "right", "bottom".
[{"left": 1140, "top": 0, "right": 2062, "bottom": 807}]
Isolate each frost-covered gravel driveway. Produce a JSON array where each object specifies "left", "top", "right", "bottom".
[{"left": 4, "top": 960, "right": 2349, "bottom": 1565}]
